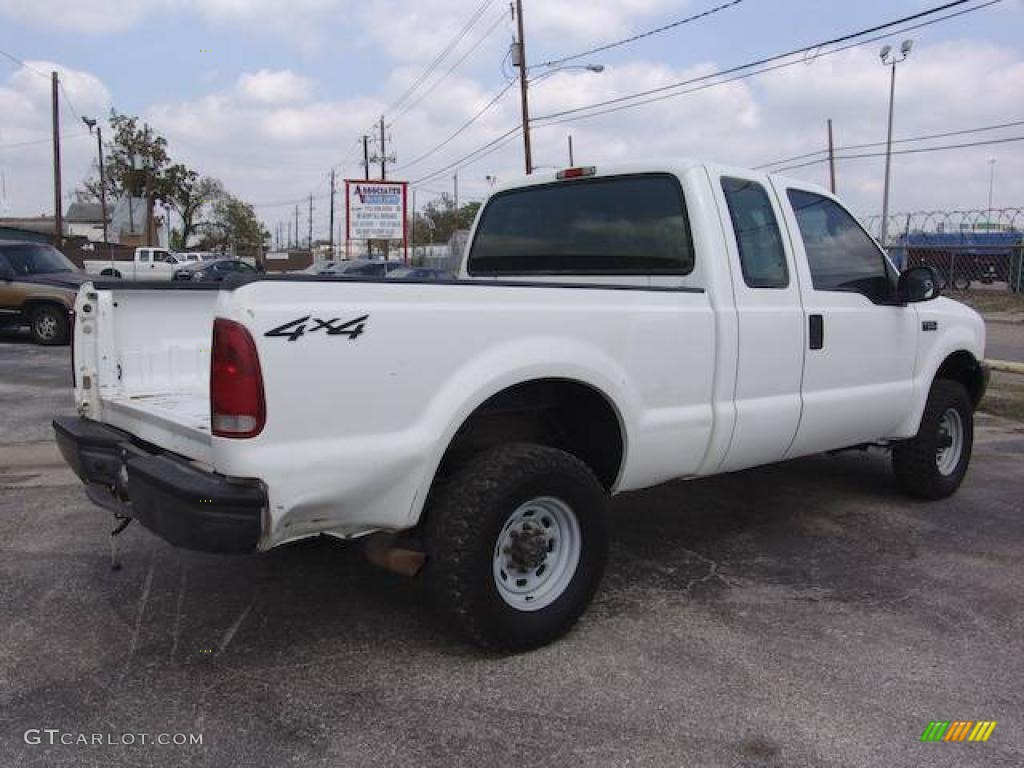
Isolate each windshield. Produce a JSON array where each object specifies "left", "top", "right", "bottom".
[{"left": 2, "top": 244, "right": 77, "bottom": 275}]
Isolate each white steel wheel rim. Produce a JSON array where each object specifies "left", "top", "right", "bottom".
[
  {"left": 492, "top": 496, "right": 581, "bottom": 612},
  {"left": 35, "top": 313, "right": 57, "bottom": 340},
  {"left": 936, "top": 408, "right": 964, "bottom": 476}
]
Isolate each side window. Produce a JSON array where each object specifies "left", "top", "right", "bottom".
[
  {"left": 138, "top": 252, "right": 150, "bottom": 263},
  {"left": 721, "top": 177, "right": 788, "bottom": 288},
  {"left": 786, "top": 189, "right": 891, "bottom": 300}
]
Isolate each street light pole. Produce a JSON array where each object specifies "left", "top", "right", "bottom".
[
  {"left": 82, "top": 117, "right": 109, "bottom": 249},
  {"left": 879, "top": 39, "right": 912, "bottom": 248},
  {"left": 987, "top": 158, "right": 996, "bottom": 220}
]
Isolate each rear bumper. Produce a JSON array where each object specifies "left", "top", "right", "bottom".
[{"left": 53, "top": 416, "right": 264, "bottom": 554}]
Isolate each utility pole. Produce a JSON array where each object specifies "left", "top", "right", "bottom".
[
  {"left": 369, "top": 117, "right": 395, "bottom": 181},
  {"left": 453, "top": 171, "right": 459, "bottom": 232},
  {"left": 513, "top": 0, "right": 532, "bottom": 174},
  {"left": 294, "top": 205, "right": 299, "bottom": 249},
  {"left": 362, "top": 135, "right": 370, "bottom": 181},
  {"left": 307, "top": 194, "right": 313, "bottom": 250},
  {"left": 287, "top": 221, "right": 292, "bottom": 250},
  {"left": 568, "top": 134, "right": 574, "bottom": 166},
  {"left": 329, "top": 169, "right": 336, "bottom": 257},
  {"left": 826, "top": 119, "right": 836, "bottom": 194},
  {"left": 379, "top": 116, "right": 387, "bottom": 180},
  {"left": 51, "top": 71, "right": 63, "bottom": 247}
]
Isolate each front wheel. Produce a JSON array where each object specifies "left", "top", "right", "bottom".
[
  {"left": 892, "top": 379, "right": 973, "bottom": 499},
  {"left": 426, "top": 443, "right": 609, "bottom": 652},
  {"left": 29, "top": 305, "right": 69, "bottom": 345}
]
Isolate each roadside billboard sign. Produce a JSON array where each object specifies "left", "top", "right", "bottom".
[{"left": 345, "top": 180, "right": 408, "bottom": 242}]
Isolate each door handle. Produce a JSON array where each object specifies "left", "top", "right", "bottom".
[{"left": 809, "top": 314, "right": 824, "bottom": 350}]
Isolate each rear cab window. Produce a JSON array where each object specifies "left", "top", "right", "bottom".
[{"left": 467, "top": 174, "right": 694, "bottom": 276}]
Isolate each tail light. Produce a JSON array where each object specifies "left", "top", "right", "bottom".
[{"left": 211, "top": 318, "right": 266, "bottom": 438}]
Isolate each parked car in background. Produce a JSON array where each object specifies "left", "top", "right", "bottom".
[
  {"left": 298, "top": 260, "right": 338, "bottom": 274},
  {"left": 386, "top": 266, "right": 453, "bottom": 280},
  {"left": 319, "top": 259, "right": 411, "bottom": 277},
  {"left": 173, "top": 258, "right": 261, "bottom": 282},
  {"left": 0, "top": 240, "right": 87, "bottom": 344},
  {"left": 83, "top": 247, "right": 183, "bottom": 280},
  {"left": 178, "top": 252, "right": 218, "bottom": 264}
]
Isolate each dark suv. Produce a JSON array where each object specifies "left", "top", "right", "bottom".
[{"left": 0, "top": 241, "right": 88, "bottom": 345}]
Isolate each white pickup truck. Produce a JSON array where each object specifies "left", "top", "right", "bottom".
[
  {"left": 54, "top": 161, "right": 988, "bottom": 650},
  {"left": 83, "top": 247, "right": 183, "bottom": 280}
]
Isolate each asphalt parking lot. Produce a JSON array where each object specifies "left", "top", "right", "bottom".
[{"left": 1, "top": 335, "right": 1022, "bottom": 768}]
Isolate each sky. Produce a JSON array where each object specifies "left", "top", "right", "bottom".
[{"left": 1, "top": 0, "right": 1022, "bottom": 241}]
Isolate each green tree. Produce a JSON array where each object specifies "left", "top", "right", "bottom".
[
  {"left": 411, "top": 194, "right": 480, "bottom": 245},
  {"left": 197, "top": 192, "right": 269, "bottom": 257},
  {"left": 164, "top": 166, "right": 222, "bottom": 249}
]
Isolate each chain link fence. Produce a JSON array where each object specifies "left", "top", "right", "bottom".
[{"left": 860, "top": 208, "right": 1024, "bottom": 293}]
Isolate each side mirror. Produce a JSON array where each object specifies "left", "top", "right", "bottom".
[{"left": 898, "top": 265, "right": 941, "bottom": 303}]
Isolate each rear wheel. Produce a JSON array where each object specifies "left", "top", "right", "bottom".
[
  {"left": 29, "top": 304, "right": 69, "bottom": 346},
  {"left": 892, "top": 379, "right": 973, "bottom": 499},
  {"left": 426, "top": 443, "right": 609, "bottom": 652}
]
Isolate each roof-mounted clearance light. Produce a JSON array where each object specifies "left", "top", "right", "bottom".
[{"left": 556, "top": 166, "right": 596, "bottom": 180}]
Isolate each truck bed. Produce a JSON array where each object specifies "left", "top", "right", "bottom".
[
  {"left": 76, "top": 283, "right": 219, "bottom": 462},
  {"left": 73, "top": 274, "right": 716, "bottom": 542}
]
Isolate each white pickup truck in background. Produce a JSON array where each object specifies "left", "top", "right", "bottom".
[
  {"left": 83, "top": 247, "right": 183, "bottom": 280},
  {"left": 54, "top": 161, "right": 988, "bottom": 650}
]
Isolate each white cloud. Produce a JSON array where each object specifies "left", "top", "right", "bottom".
[
  {"left": 0, "top": 0, "right": 157, "bottom": 33},
  {"left": 360, "top": 0, "right": 687, "bottom": 61},
  {"left": 0, "top": 62, "right": 112, "bottom": 215},
  {"left": 2, "top": 21, "right": 1023, "bottom": 232},
  {"left": 237, "top": 70, "right": 314, "bottom": 104}
]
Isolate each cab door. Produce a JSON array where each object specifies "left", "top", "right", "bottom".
[
  {"left": 711, "top": 170, "right": 804, "bottom": 472},
  {"left": 774, "top": 184, "right": 918, "bottom": 457}
]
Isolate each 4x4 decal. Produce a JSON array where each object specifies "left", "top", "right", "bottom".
[{"left": 264, "top": 314, "right": 368, "bottom": 342}]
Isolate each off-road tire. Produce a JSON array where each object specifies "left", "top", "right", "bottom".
[
  {"left": 892, "top": 379, "right": 973, "bottom": 499},
  {"left": 29, "top": 304, "right": 69, "bottom": 346},
  {"left": 425, "top": 443, "right": 609, "bottom": 652}
]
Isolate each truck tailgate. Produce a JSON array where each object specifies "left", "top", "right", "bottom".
[{"left": 74, "top": 283, "right": 219, "bottom": 463}]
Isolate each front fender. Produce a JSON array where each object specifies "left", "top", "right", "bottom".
[{"left": 892, "top": 300, "right": 985, "bottom": 438}]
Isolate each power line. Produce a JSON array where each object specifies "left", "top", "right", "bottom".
[
  {"left": 395, "top": 81, "right": 515, "bottom": 171},
  {"left": 389, "top": 9, "right": 510, "bottom": 127},
  {"left": 771, "top": 134, "right": 1024, "bottom": 173},
  {"left": 532, "top": 0, "right": 996, "bottom": 127},
  {"left": 0, "top": 48, "right": 48, "bottom": 78},
  {"left": 536, "top": 0, "right": 746, "bottom": 69},
  {"left": 755, "top": 118, "right": 1024, "bottom": 169},
  {"left": 0, "top": 130, "right": 90, "bottom": 150},
  {"left": 412, "top": 125, "right": 521, "bottom": 187},
  {"left": 384, "top": 0, "right": 496, "bottom": 120}
]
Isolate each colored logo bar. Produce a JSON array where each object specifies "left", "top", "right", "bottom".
[{"left": 920, "top": 721, "right": 997, "bottom": 742}]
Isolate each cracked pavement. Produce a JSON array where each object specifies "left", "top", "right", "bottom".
[{"left": 1, "top": 336, "right": 1022, "bottom": 767}]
